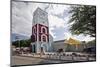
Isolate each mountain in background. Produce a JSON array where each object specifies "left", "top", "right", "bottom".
[{"left": 11, "top": 33, "right": 30, "bottom": 42}]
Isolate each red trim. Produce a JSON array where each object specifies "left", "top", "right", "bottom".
[{"left": 31, "top": 24, "right": 49, "bottom": 42}]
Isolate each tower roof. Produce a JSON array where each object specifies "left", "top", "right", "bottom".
[
  {"left": 34, "top": 7, "right": 48, "bottom": 15},
  {"left": 32, "top": 7, "right": 49, "bottom": 26}
]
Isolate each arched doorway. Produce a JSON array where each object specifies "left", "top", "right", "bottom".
[
  {"left": 41, "top": 47, "right": 43, "bottom": 53},
  {"left": 40, "top": 44, "right": 47, "bottom": 53}
]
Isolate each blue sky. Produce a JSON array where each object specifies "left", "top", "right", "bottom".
[{"left": 12, "top": 1, "right": 95, "bottom": 41}]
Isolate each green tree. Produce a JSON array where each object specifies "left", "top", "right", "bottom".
[
  {"left": 69, "top": 5, "right": 96, "bottom": 37},
  {"left": 12, "top": 39, "right": 31, "bottom": 47},
  {"left": 87, "top": 39, "right": 96, "bottom": 46},
  {"left": 12, "top": 40, "right": 19, "bottom": 47}
]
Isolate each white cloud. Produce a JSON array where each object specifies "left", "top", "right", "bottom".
[
  {"left": 48, "top": 15, "right": 66, "bottom": 28},
  {"left": 49, "top": 26, "right": 57, "bottom": 39},
  {"left": 49, "top": 30, "right": 56, "bottom": 39},
  {"left": 74, "top": 34, "right": 95, "bottom": 42},
  {"left": 48, "top": 4, "right": 70, "bottom": 15},
  {"left": 64, "top": 32, "right": 72, "bottom": 39},
  {"left": 12, "top": 1, "right": 33, "bottom": 37},
  {"left": 48, "top": 14, "right": 67, "bottom": 39}
]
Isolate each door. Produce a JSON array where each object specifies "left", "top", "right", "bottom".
[
  {"left": 33, "top": 45, "right": 36, "bottom": 53},
  {"left": 41, "top": 47, "right": 44, "bottom": 53}
]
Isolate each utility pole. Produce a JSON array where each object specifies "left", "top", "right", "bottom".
[{"left": 16, "top": 36, "right": 20, "bottom": 51}]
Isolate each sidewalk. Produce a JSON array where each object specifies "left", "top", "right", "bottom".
[{"left": 16, "top": 53, "right": 96, "bottom": 62}]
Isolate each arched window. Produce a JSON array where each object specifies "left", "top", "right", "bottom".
[
  {"left": 31, "top": 34, "right": 36, "bottom": 42},
  {"left": 43, "top": 28, "right": 45, "bottom": 33},
  {"left": 41, "top": 34, "right": 47, "bottom": 42},
  {"left": 33, "top": 27, "right": 36, "bottom": 34},
  {"left": 41, "top": 27, "right": 47, "bottom": 34},
  {"left": 43, "top": 36, "right": 46, "bottom": 42}
]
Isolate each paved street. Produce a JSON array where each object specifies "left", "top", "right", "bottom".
[
  {"left": 11, "top": 53, "right": 96, "bottom": 66},
  {"left": 11, "top": 56, "right": 70, "bottom": 66}
]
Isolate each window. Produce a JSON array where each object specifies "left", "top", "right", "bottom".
[
  {"left": 41, "top": 27, "right": 47, "bottom": 34},
  {"left": 43, "top": 28, "right": 45, "bottom": 33},
  {"left": 31, "top": 34, "right": 36, "bottom": 42},
  {"left": 33, "top": 27, "right": 36, "bottom": 33},
  {"left": 43, "top": 36, "right": 46, "bottom": 42},
  {"left": 41, "top": 34, "right": 47, "bottom": 42}
]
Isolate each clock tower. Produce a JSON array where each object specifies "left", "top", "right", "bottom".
[{"left": 31, "top": 7, "right": 49, "bottom": 53}]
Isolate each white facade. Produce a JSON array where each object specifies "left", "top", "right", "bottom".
[
  {"left": 33, "top": 7, "right": 49, "bottom": 26},
  {"left": 48, "top": 34, "right": 53, "bottom": 52}
]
